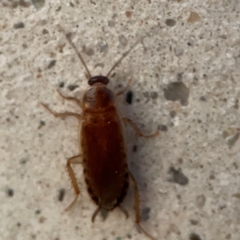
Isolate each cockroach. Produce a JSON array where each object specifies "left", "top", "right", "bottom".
[{"left": 41, "top": 26, "right": 158, "bottom": 240}]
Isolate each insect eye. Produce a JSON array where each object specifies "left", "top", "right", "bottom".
[{"left": 88, "top": 76, "right": 110, "bottom": 86}]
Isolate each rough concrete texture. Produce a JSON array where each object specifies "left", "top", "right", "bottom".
[{"left": 1, "top": 0, "right": 240, "bottom": 240}]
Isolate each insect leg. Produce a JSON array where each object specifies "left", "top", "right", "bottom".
[
  {"left": 57, "top": 89, "right": 81, "bottom": 107},
  {"left": 116, "top": 78, "right": 132, "bottom": 96},
  {"left": 129, "top": 171, "right": 156, "bottom": 240},
  {"left": 41, "top": 103, "right": 82, "bottom": 120},
  {"left": 65, "top": 154, "right": 82, "bottom": 211},
  {"left": 91, "top": 206, "right": 101, "bottom": 223},
  {"left": 119, "top": 205, "right": 129, "bottom": 219},
  {"left": 122, "top": 117, "right": 159, "bottom": 138}
]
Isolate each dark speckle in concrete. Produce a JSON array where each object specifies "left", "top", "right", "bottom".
[
  {"left": 108, "top": 20, "right": 115, "bottom": 27},
  {"left": 17, "top": 222, "right": 21, "bottom": 227},
  {"left": 14, "top": 22, "right": 25, "bottom": 29},
  {"left": 165, "top": 19, "right": 176, "bottom": 27},
  {"left": 47, "top": 60, "right": 56, "bottom": 69},
  {"left": 190, "top": 219, "right": 199, "bottom": 225},
  {"left": 68, "top": 84, "right": 79, "bottom": 91},
  {"left": 158, "top": 124, "right": 168, "bottom": 131},
  {"left": 125, "top": 90, "right": 133, "bottom": 104},
  {"left": 59, "top": 82, "right": 64, "bottom": 88},
  {"left": 58, "top": 188, "right": 65, "bottom": 202},
  {"left": 32, "top": 0, "right": 45, "bottom": 10},
  {"left": 119, "top": 35, "right": 128, "bottom": 47},
  {"left": 42, "top": 28, "right": 49, "bottom": 34},
  {"left": 168, "top": 167, "right": 189, "bottom": 185},
  {"left": 169, "top": 110, "right": 176, "bottom": 118},
  {"left": 6, "top": 188, "right": 14, "bottom": 197},
  {"left": 177, "top": 73, "right": 183, "bottom": 81},
  {"left": 150, "top": 92, "right": 158, "bottom": 99},
  {"left": 86, "top": 48, "right": 94, "bottom": 56},
  {"left": 98, "top": 42, "right": 108, "bottom": 53},
  {"left": 196, "top": 194, "right": 206, "bottom": 208},
  {"left": 20, "top": 157, "right": 28, "bottom": 165},
  {"left": 38, "top": 120, "right": 45, "bottom": 129},
  {"left": 227, "top": 132, "right": 240, "bottom": 148},
  {"left": 164, "top": 82, "right": 189, "bottom": 106},
  {"left": 125, "top": 11, "right": 132, "bottom": 18},
  {"left": 232, "top": 192, "right": 240, "bottom": 199},
  {"left": 35, "top": 209, "right": 41, "bottom": 215},
  {"left": 199, "top": 96, "right": 207, "bottom": 101},
  {"left": 39, "top": 216, "right": 47, "bottom": 223},
  {"left": 141, "top": 207, "right": 151, "bottom": 221},
  {"left": 132, "top": 145, "right": 137, "bottom": 152},
  {"left": 19, "top": 0, "right": 31, "bottom": 7},
  {"left": 189, "top": 233, "right": 202, "bottom": 240},
  {"left": 225, "top": 233, "right": 231, "bottom": 239}
]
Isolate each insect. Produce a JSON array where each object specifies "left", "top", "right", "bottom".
[{"left": 41, "top": 26, "right": 158, "bottom": 240}]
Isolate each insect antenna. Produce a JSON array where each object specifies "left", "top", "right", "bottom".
[
  {"left": 58, "top": 25, "right": 92, "bottom": 79},
  {"left": 106, "top": 39, "right": 141, "bottom": 78}
]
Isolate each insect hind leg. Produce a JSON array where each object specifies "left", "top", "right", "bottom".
[
  {"left": 123, "top": 117, "right": 159, "bottom": 138},
  {"left": 65, "top": 154, "right": 82, "bottom": 211},
  {"left": 129, "top": 171, "right": 156, "bottom": 240}
]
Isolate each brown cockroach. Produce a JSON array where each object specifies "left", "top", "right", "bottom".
[{"left": 41, "top": 26, "right": 158, "bottom": 240}]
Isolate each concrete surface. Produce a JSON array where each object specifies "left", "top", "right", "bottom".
[{"left": 1, "top": 0, "right": 240, "bottom": 240}]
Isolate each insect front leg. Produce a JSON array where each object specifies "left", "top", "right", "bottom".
[
  {"left": 57, "top": 89, "right": 82, "bottom": 107},
  {"left": 122, "top": 117, "right": 159, "bottom": 138},
  {"left": 65, "top": 154, "right": 82, "bottom": 211},
  {"left": 116, "top": 78, "right": 132, "bottom": 96},
  {"left": 129, "top": 171, "right": 156, "bottom": 240},
  {"left": 41, "top": 103, "right": 82, "bottom": 120}
]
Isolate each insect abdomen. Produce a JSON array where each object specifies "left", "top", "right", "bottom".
[{"left": 81, "top": 111, "right": 128, "bottom": 210}]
